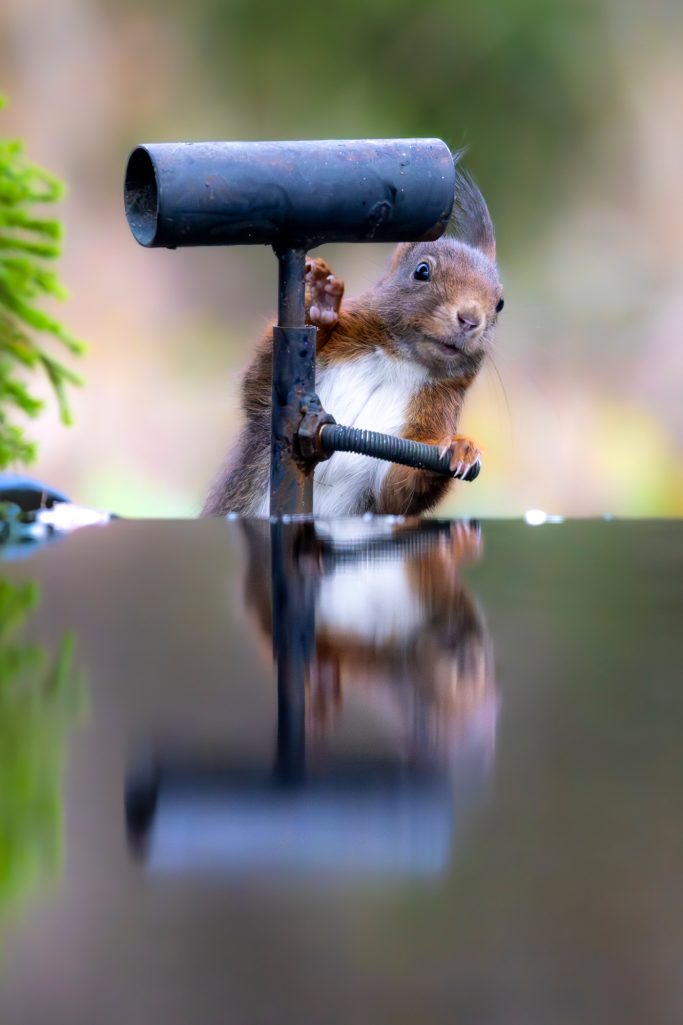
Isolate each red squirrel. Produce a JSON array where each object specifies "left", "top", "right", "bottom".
[{"left": 202, "top": 164, "right": 503, "bottom": 518}]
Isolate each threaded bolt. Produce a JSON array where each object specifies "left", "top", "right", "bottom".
[{"left": 319, "top": 424, "right": 481, "bottom": 482}]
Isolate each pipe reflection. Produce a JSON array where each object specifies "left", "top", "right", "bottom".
[{"left": 126, "top": 518, "right": 499, "bottom": 879}]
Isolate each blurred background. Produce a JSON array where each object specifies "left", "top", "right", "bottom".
[{"left": 1, "top": 0, "right": 681, "bottom": 518}]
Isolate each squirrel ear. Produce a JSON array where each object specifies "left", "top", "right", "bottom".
[
  {"left": 447, "top": 160, "right": 496, "bottom": 262},
  {"left": 389, "top": 242, "right": 416, "bottom": 270}
]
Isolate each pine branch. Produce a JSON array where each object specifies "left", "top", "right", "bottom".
[{"left": 0, "top": 95, "right": 85, "bottom": 470}]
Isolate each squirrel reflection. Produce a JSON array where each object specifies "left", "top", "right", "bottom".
[{"left": 241, "top": 518, "right": 497, "bottom": 775}]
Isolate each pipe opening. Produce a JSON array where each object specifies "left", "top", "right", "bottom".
[{"left": 124, "top": 147, "right": 159, "bottom": 246}]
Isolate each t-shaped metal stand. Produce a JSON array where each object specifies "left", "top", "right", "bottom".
[{"left": 124, "top": 138, "right": 479, "bottom": 517}]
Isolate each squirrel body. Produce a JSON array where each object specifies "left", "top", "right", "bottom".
[{"left": 203, "top": 166, "right": 502, "bottom": 518}]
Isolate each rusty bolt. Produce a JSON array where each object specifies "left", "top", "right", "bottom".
[{"left": 296, "top": 394, "right": 336, "bottom": 463}]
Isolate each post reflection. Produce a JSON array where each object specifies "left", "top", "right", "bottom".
[{"left": 126, "top": 518, "right": 499, "bottom": 879}]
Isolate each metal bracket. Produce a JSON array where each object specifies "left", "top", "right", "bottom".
[{"left": 297, "top": 394, "right": 337, "bottom": 463}]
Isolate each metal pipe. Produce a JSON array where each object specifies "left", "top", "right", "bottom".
[
  {"left": 124, "top": 139, "right": 455, "bottom": 250},
  {"left": 276, "top": 246, "right": 306, "bottom": 328}
]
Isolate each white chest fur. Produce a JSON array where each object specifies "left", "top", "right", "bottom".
[
  {"left": 253, "top": 350, "right": 428, "bottom": 517},
  {"left": 312, "top": 351, "right": 428, "bottom": 516}
]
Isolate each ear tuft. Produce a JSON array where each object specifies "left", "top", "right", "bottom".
[
  {"left": 447, "top": 155, "right": 496, "bottom": 262},
  {"left": 389, "top": 241, "right": 416, "bottom": 270}
]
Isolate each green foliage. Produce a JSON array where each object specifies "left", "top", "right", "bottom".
[
  {"left": 0, "top": 95, "right": 84, "bottom": 470},
  {"left": 0, "top": 577, "right": 84, "bottom": 924}
]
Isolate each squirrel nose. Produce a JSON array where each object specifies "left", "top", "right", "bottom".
[{"left": 457, "top": 308, "right": 482, "bottom": 331}]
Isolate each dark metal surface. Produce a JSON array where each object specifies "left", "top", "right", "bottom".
[
  {"left": 1, "top": 518, "right": 682, "bottom": 1023},
  {"left": 124, "top": 139, "right": 455, "bottom": 250},
  {"left": 270, "top": 249, "right": 317, "bottom": 516}
]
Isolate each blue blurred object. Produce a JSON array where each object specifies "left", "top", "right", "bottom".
[
  {"left": 1, "top": 475, "right": 111, "bottom": 559},
  {"left": 0, "top": 473, "right": 70, "bottom": 512}
]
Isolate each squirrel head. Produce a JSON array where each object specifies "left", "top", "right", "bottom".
[{"left": 371, "top": 167, "right": 503, "bottom": 377}]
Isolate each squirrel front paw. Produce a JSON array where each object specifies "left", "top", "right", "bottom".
[
  {"left": 437, "top": 435, "right": 482, "bottom": 480},
  {"left": 305, "top": 257, "right": 344, "bottom": 327}
]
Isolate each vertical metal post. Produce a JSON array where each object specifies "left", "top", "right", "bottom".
[{"left": 270, "top": 247, "right": 317, "bottom": 518}]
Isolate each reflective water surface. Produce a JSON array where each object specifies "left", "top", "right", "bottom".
[{"left": 1, "top": 518, "right": 681, "bottom": 1024}]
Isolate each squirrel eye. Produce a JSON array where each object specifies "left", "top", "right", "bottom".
[
  {"left": 413, "top": 261, "right": 431, "bottom": 282},
  {"left": 495, "top": 297, "right": 505, "bottom": 313}
]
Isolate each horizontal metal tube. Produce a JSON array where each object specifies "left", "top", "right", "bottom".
[
  {"left": 124, "top": 139, "right": 455, "bottom": 249},
  {"left": 320, "top": 424, "right": 481, "bottom": 482}
]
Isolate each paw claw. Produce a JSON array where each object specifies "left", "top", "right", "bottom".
[{"left": 437, "top": 435, "right": 482, "bottom": 482}]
